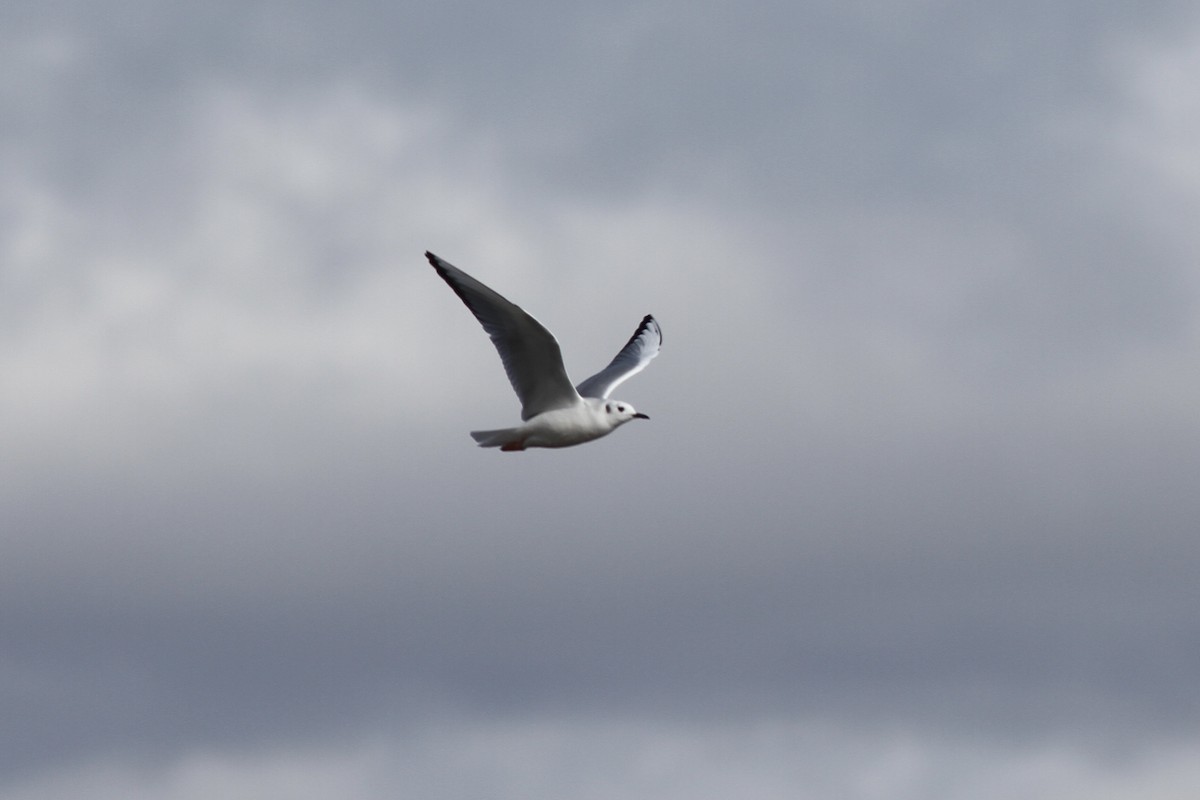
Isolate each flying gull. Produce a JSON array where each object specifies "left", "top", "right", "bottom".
[{"left": 426, "top": 251, "right": 661, "bottom": 451}]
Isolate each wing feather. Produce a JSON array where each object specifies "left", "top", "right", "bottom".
[
  {"left": 427, "top": 252, "right": 581, "bottom": 419},
  {"left": 575, "top": 314, "right": 662, "bottom": 399}
]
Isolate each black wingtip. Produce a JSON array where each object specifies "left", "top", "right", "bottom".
[
  {"left": 426, "top": 251, "right": 454, "bottom": 281},
  {"left": 640, "top": 314, "right": 662, "bottom": 345},
  {"left": 609, "top": 314, "right": 662, "bottom": 354}
]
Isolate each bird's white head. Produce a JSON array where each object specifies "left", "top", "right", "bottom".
[{"left": 604, "top": 400, "right": 649, "bottom": 427}]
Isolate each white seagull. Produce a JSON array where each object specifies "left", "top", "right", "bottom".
[{"left": 427, "top": 251, "right": 661, "bottom": 451}]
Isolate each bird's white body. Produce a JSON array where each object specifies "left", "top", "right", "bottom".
[
  {"left": 470, "top": 397, "right": 647, "bottom": 451},
  {"left": 426, "top": 251, "right": 661, "bottom": 451}
]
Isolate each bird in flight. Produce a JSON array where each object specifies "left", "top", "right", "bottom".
[{"left": 426, "top": 251, "right": 661, "bottom": 451}]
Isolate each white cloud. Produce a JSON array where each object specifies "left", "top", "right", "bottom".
[
  {"left": 4, "top": 717, "right": 1198, "bottom": 800},
  {"left": 1117, "top": 23, "right": 1200, "bottom": 193}
]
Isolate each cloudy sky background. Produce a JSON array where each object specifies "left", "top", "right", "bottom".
[{"left": 4, "top": 1, "right": 1200, "bottom": 797}]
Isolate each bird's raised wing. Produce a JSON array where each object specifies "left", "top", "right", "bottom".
[
  {"left": 575, "top": 314, "right": 662, "bottom": 399},
  {"left": 427, "top": 252, "right": 581, "bottom": 419}
]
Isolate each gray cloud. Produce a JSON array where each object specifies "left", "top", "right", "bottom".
[{"left": 4, "top": 1, "right": 1200, "bottom": 797}]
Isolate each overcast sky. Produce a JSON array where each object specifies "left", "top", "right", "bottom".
[{"left": 4, "top": 1, "right": 1200, "bottom": 798}]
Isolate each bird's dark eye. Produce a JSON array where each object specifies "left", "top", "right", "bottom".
[{"left": 618, "top": 405, "right": 625, "bottom": 412}]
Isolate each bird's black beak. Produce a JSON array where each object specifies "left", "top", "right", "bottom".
[{"left": 634, "top": 412, "right": 650, "bottom": 420}]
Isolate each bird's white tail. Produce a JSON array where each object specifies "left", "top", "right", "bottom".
[{"left": 469, "top": 427, "right": 520, "bottom": 448}]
